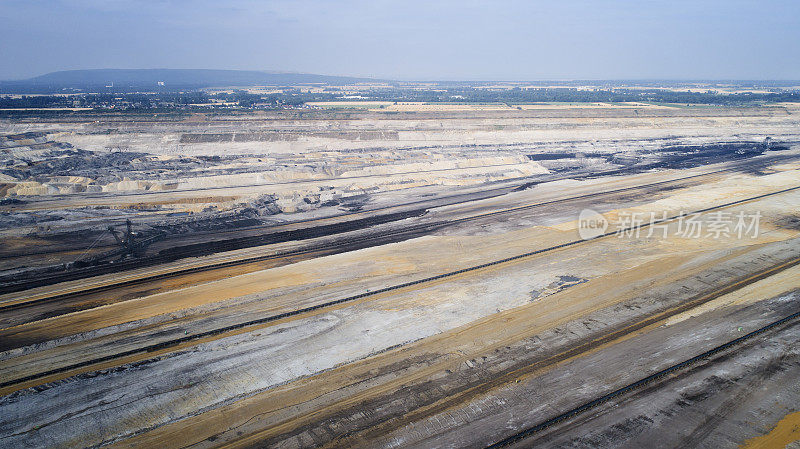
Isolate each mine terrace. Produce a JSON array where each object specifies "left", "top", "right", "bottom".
[{"left": 1, "top": 77, "right": 800, "bottom": 449}]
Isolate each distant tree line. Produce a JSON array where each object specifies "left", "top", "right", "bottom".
[
  {"left": 365, "top": 87, "right": 800, "bottom": 105},
  {"left": 2, "top": 87, "right": 798, "bottom": 110}
]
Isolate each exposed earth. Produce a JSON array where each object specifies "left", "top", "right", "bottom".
[{"left": 1, "top": 103, "right": 800, "bottom": 448}]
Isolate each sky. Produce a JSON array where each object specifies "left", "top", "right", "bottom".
[{"left": 1, "top": 0, "right": 799, "bottom": 81}]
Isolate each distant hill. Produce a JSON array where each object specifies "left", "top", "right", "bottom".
[{"left": 0, "top": 69, "right": 378, "bottom": 93}]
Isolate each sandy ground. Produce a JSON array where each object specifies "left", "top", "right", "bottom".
[
  {"left": 2, "top": 105, "right": 799, "bottom": 276},
  {"left": 1, "top": 160, "right": 799, "bottom": 448},
  {"left": 2, "top": 106, "right": 800, "bottom": 448}
]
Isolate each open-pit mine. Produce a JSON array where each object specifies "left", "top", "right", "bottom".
[{"left": 2, "top": 100, "right": 800, "bottom": 449}]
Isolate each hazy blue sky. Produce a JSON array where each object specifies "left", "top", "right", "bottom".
[{"left": 1, "top": 0, "right": 798, "bottom": 80}]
